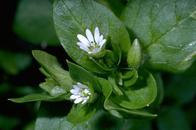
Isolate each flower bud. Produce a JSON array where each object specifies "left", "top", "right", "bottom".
[{"left": 127, "top": 38, "right": 142, "bottom": 69}]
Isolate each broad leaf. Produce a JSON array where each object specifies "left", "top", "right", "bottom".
[
  {"left": 35, "top": 112, "right": 127, "bottom": 130},
  {"left": 96, "top": 0, "right": 126, "bottom": 17},
  {"left": 98, "top": 77, "right": 157, "bottom": 117},
  {"left": 32, "top": 50, "right": 72, "bottom": 92},
  {"left": 121, "top": 0, "right": 196, "bottom": 72},
  {"left": 53, "top": 0, "right": 131, "bottom": 73},
  {"left": 67, "top": 104, "right": 96, "bottom": 124},
  {"left": 35, "top": 117, "right": 79, "bottom": 130},
  {"left": 68, "top": 61, "right": 101, "bottom": 92},
  {"left": 113, "top": 70, "right": 157, "bottom": 109},
  {"left": 13, "top": 0, "right": 59, "bottom": 45}
]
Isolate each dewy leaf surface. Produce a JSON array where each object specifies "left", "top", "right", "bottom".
[
  {"left": 53, "top": 0, "right": 131, "bottom": 73},
  {"left": 121, "top": 0, "right": 196, "bottom": 72}
]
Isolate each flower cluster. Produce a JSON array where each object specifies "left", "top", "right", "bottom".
[{"left": 70, "top": 82, "right": 91, "bottom": 104}]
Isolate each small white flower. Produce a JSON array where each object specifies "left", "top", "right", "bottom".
[
  {"left": 70, "top": 82, "right": 91, "bottom": 104},
  {"left": 77, "top": 27, "right": 106, "bottom": 54}
]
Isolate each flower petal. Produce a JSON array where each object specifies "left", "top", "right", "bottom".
[
  {"left": 70, "top": 82, "right": 91, "bottom": 104},
  {"left": 77, "top": 34, "right": 89, "bottom": 46},
  {"left": 98, "top": 35, "right": 103, "bottom": 43},
  {"left": 83, "top": 89, "right": 90, "bottom": 94},
  {"left": 99, "top": 39, "right": 106, "bottom": 47},
  {"left": 70, "top": 88, "right": 80, "bottom": 95},
  {"left": 70, "top": 95, "right": 80, "bottom": 100},
  {"left": 77, "top": 42, "right": 89, "bottom": 52},
  {"left": 94, "top": 27, "right": 100, "bottom": 43},
  {"left": 74, "top": 97, "right": 83, "bottom": 104},
  {"left": 77, "top": 82, "right": 88, "bottom": 89},
  {"left": 86, "top": 29, "right": 94, "bottom": 42},
  {"left": 81, "top": 99, "right": 87, "bottom": 104},
  {"left": 91, "top": 47, "right": 101, "bottom": 54}
]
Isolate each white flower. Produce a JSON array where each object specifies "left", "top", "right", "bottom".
[
  {"left": 70, "top": 82, "right": 91, "bottom": 104},
  {"left": 77, "top": 27, "right": 106, "bottom": 54}
]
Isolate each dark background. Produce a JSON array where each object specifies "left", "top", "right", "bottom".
[{"left": 0, "top": 1, "right": 69, "bottom": 129}]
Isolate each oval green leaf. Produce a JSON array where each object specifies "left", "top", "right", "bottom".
[
  {"left": 121, "top": 0, "right": 196, "bottom": 72},
  {"left": 53, "top": 0, "right": 131, "bottom": 73}
]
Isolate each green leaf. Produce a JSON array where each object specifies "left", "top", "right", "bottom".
[
  {"left": 40, "top": 78, "right": 67, "bottom": 97},
  {"left": 9, "top": 93, "right": 60, "bottom": 103},
  {"left": 68, "top": 61, "right": 101, "bottom": 92},
  {"left": 89, "top": 111, "right": 133, "bottom": 130},
  {"left": 13, "top": 0, "right": 59, "bottom": 45},
  {"left": 67, "top": 104, "right": 97, "bottom": 124},
  {"left": 0, "top": 50, "right": 32, "bottom": 75},
  {"left": 35, "top": 111, "right": 126, "bottom": 130},
  {"left": 158, "top": 107, "right": 191, "bottom": 130},
  {"left": 122, "top": 69, "right": 138, "bottom": 88},
  {"left": 53, "top": 0, "right": 131, "bottom": 73},
  {"left": 152, "top": 73, "right": 164, "bottom": 106},
  {"left": 96, "top": 0, "right": 126, "bottom": 17},
  {"left": 121, "top": 0, "right": 196, "bottom": 72},
  {"left": 98, "top": 77, "right": 157, "bottom": 117},
  {"left": 32, "top": 50, "right": 72, "bottom": 92},
  {"left": 113, "top": 70, "right": 157, "bottom": 109},
  {"left": 35, "top": 116, "right": 76, "bottom": 130}
]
